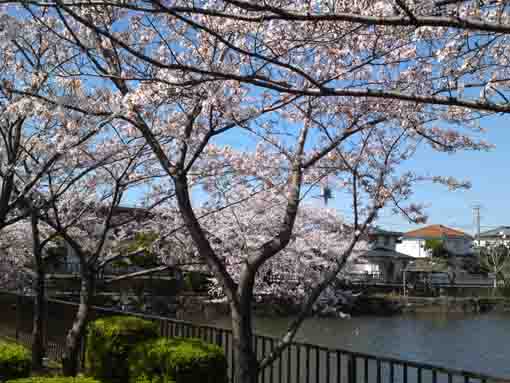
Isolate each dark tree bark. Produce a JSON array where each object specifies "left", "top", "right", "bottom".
[
  {"left": 232, "top": 267, "right": 258, "bottom": 383},
  {"left": 231, "top": 287, "right": 258, "bottom": 383},
  {"left": 31, "top": 270, "right": 46, "bottom": 370},
  {"left": 62, "top": 268, "right": 94, "bottom": 376},
  {"left": 31, "top": 211, "right": 45, "bottom": 370}
]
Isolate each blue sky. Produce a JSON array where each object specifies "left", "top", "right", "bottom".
[
  {"left": 6, "top": 3, "right": 506, "bottom": 238},
  {"left": 125, "top": 114, "right": 507, "bottom": 236},
  {"left": 368, "top": 114, "right": 509, "bottom": 235}
]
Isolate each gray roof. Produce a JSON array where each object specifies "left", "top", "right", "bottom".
[
  {"left": 361, "top": 248, "right": 413, "bottom": 260},
  {"left": 367, "top": 228, "right": 403, "bottom": 237},
  {"left": 479, "top": 226, "right": 510, "bottom": 238}
]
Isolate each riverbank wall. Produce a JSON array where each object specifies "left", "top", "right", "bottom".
[
  {"left": 175, "top": 294, "right": 510, "bottom": 320},
  {"left": 387, "top": 296, "right": 510, "bottom": 314}
]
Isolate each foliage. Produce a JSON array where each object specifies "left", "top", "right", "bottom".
[
  {"left": 424, "top": 240, "right": 450, "bottom": 258},
  {"left": 497, "top": 280, "right": 510, "bottom": 297},
  {"left": 113, "top": 232, "right": 160, "bottom": 268},
  {"left": 184, "top": 272, "right": 210, "bottom": 292},
  {"left": 128, "top": 338, "right": 227, "bottom": 383},
  {"left": 463, "top": 256, "right": 489, "bottom": 275},
  {"left": 154, "top": 197, "right": 369, "bottom": 303},
  {"left": 6, "top": 378, "right": 102, "bottom": 383},
  {"left": 85, "top": 316, "right": 159, "bottom": 383},
  {"left": 2, "top": 1, "right": 509, "bottom": 381},
  {"left": 479, "top": 244, "right": 510, "bottom": 283},
  {"left": 131, "top": 376, "right": 174, "bottom": 383},
  {"left": 0, "top": 341, "right": 31, "bottom": 381}
]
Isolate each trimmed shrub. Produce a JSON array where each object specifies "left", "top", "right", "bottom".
[
  {"left": 0, "top": 341, "right": 31, "bottom": 381},
  {"left": 6, "top": 378, "right": 102, "bottom": 383},
  {"left": 85, "top": 316, "right": 158, "bottom": 383},
  {"left": 128, "top": 337, "right": 227, "bottom": 383},
  {"left": 132, "top": 376, "right": 174, "bottom": 383}
]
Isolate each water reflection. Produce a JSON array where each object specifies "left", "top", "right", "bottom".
[{"left": 200, "top": 312, "right": 510, "bottom": 378}]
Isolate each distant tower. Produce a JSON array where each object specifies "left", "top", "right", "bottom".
[{"left": 473, "top": 204, "right": 481, "bottom": 245}]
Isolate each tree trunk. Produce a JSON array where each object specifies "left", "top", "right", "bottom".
[
  {"left": 31, "top": 211, "right": 45, "bottom": 370},
  {"left": 62, "top": 272, "right": 93, "bottom": 376},
  {"left": 31, "top": 268, "right": 46, "bottom": 370},
  {"left": 231, "top": 301, "right": 258, "bottom": 383}
]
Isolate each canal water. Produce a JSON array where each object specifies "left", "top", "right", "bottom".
[
  {"left": 1, "top": 291, "right": 508, "bottom": 381},
  {"left": 200, "top": 312, "right": 510, "bottom": 379}
]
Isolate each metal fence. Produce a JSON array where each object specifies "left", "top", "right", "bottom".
[
  {"left": 0, "top": 291, "right": 507, "bottom": 383},
  {"left": 45, "top": 261, "right": 175, "bottom": 278}
]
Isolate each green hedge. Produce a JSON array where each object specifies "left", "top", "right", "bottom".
[
  {"left": 0, "top": 341, "right": 31, "bottom": 381},
  {"left": 128, "top": 337, "right": 227, "bottom": 383},
  {"left": 85, "top": 316, "right": 158, "bottom": 383},
  {"left": 6, "top": 378, "right": 102, "bottom": 383},
  {"left": 131, "top": 376, "right": 174, "bottom": 383}
]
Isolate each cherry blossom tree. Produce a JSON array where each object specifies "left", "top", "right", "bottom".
[
  {"left": 0, "top": 112, "right": 149, "bottom": 371},
  {"left": 1, "top": 1, "right": 506, "bottom": 381},
  {"left": 479, "top": 236, "right": 510, "bottom": 289},
  {"left": 0, "top": 219, "right": 33, "bottom": 290},
  {"left": 34, "top": 130, "right": 161, "bottom": 375},
  {"left": 0, "top": 17, "right": 164, "bottom": 367},
  {"left": 138, "top": 108, "right": 476, "bottom": 381},
  {"left": 0, "top": 11, "right": 121, "bottom": 370},
  {"left": 0, "top": 11, "right": 158, "bottom": 368},
  {"left": 20, "top": 0, "right": 508, "bottom": 115},
  {"left": 0, "top": 11, "right": 73, "bottom": 230}
]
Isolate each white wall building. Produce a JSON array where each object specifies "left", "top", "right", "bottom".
[
  {"left": 347, "top": 228, "right": 412, "bottom": 282},
  {"left": 477, "top": 226, "right": 510, "bottom": 248},
  {"left": 396, "top": 224, "right": 473, "bottom": 258}
]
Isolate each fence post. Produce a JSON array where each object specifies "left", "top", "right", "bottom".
[
  {"left": 15, "top": 293, "right": 22, "bottom": 341},
  {"left": 80, "top": 330, "right": 87, "bottom": 371},
  {"left": 43, "top": 296, "right": 49, "bottom": 358},
  {"left": 216, "top": 329, "right": 223, "bottom": 347},
  {"left": 348, "top": 355, "right": 357, "bottom": 383},
  {"left": 1, "top": 293, "right": 505, "bottom": 383}
]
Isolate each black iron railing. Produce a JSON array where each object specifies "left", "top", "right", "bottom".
[
  {"left": 45, "top": 262, "right": 175, "bottom": 279},
  {"left": 0, "top": 291, "right": 507, "bottom": 383}
]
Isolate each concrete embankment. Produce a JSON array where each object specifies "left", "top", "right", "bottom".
[
  {"left": 379, "top": 296, "right": 510, "bottom": 314},
  {"left": 174, "top": 294, "right": 510, "bottom": 320}
]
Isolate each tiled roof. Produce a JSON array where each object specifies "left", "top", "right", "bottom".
[{"left": 402, "top": 224, "right": 472, "bottom": 239}]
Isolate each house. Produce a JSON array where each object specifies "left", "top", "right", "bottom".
[
  {"left": 53, "top": 206, "right": 155, "bottom": 274},
  {"left": 367, "top": 228, "right": 403, "bottom": 251},
  {"left": 347, "top": 228, "right": 413, "bottom": 282},
  {"left": 396, "top": 224, "right": 473, "bottom": 258},
  {"left": 477, "top": 226, "right": 510, "bottom": 248}
]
